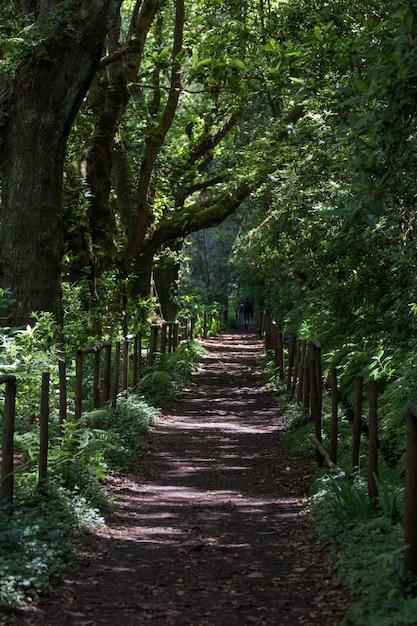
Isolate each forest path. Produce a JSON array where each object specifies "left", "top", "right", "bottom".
[{"left": 16, "top": 330, "right": 349, "bottom": 625}]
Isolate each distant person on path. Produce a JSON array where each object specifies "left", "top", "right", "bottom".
[{"left": 241, "top": 297, "right": 253, "bottom": 329}]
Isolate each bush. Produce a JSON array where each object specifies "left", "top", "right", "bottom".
[
  {"left": 137, "top": 370, "right": 177, "bottom": 406},
  {"left": 309, "top": 472, "right": 415, "bottom": 625},
  {"left": 0, "top": 482, "right": 104, "bottom": 611}
]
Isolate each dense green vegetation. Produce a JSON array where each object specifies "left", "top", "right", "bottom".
[
  {"left": 1, "top": 0, "right": 417, "bottom": 622},
  {"left": 0, "top": 295, "right": 207, "bottom": 612},
  {"left": 262, "top": 355, "right": 415, "bottom": 625}
]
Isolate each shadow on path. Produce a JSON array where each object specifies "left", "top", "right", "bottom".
[{"left": 16, "top": 331, "right": 349, "bottom": 625}]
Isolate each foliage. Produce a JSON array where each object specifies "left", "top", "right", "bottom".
[
  {"left": 310, "top": 473, "right": 415, "bottom": 626},
  {"left": 180, "top": 215, "right": 241, "bottom": 309},
  {"left": 265, "top": 348, "right": 411, "bottom": 625},
  {"left": 0, "top": 301, "right": 203, "bottom": 611},
  {"left": 0, "top": 481, "right": 104, "bottom": 611},
  {"left": 226, "top": 0, "right": 417, "bottom": 472},
  {"left": 177, "top": 297, "right": 227, "bottom": 337},
  {"left": 137, "top": 339, "right": 205, "bottom": 406}
]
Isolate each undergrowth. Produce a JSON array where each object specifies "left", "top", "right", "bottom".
[
  {"left": 0, "top": 330, "right": 204, "bottom": 615},
  {"left": 263, "top": 354, "right": 417, "bottom": 626},
  {"left": 0, "top": 482, "right": 104, "bottom": 611}
]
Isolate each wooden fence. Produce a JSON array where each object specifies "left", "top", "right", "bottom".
[
  {"left": 0, "top": 374, "right": 17, "bottom": 504},
  {"left": 0, "top": 319, "right": 189, "bottom": 505},
  {"left": 260, "top": 310, "right": 417, "bottom": 583}
]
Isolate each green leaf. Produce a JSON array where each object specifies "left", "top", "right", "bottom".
[
  {"left": 231, "top": 58, "right": 245, "bottom": 69},
  {"left": 314, "top": 26, "right": 323, "bottom": 41},
  {"left": 356, "top": 80, "right": 368, "bottom": 92}
]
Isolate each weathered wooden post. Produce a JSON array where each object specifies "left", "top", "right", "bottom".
[
  {"left": 58, "top": 359, "right": 67, "bottom": 430},
  {"left": 270, "top": 321, "right": 277, "bottom": 364},
  {"left": 112, "top": 341, "right": 121, "bottom": 408},
  {"left": 265, "top": 313, "right": 272, "bottom": 350},
  {"left": 122, "top": 337, "right": 129, "bottom": 390},
  {"left": 352, "top": 376, "right": 363, "bottom": 472},
  {"left": 160, "top": 322, "right": 167, "bottom": 354},
  {"left": 330, "top": 366, "right": 339, "bottom": 465},
  {"left": 75, "top": 350, "right": 83, "bottom": 420},
  {"left": 258, "top": 310, "right": 264, "bottom": 338},
  {"left": 173, "top": 321, "right": 179, "bottom": 350},
  {"left": 38, "top": 372, "right": 50, "bottom": 486},
  {"left": 311, "top": 339, "right": 322, "bottom": 414},
  {"left": 149, "top": 324, "right": 159, "bottom": 364},
  {"left": 291, "top": 339, "right": 300, "bottom": 396},
  {"left": 286, "top": 333, "right": 297, "bottom": 390},
  {"left": 368, "top": 380, "right": 378, "bottom": 503},
  {"left": 277, "top": 330, "right": 285, "bottom": 380},
  {"left": 264, "top": 313, "right": 269, "bottom": 348},
  {"left": 297, "top": 340, "right": 307, "bottom": 404},
  {"left": 1, "top": 375, "right": 17, "bottom": 505},
  {"left": 310, "top": 357, "right": 322, "bottom": 465},
  {"left": 137, "top": 329, "right": 143, "bottom": 372},
  {"left": 303, "top": 344, "right": 311, "bottom": 411},
  {"left": 93, "top": 346, "right": 101, "bottom": 408},
  {"left": 132, "top": 332, "right": 139, "bottom": 390},
  {"left": 203, "top": 312, "right": 208, "bottom": 338},
  {"left": 404, "top": 404, "right": 417, "bottom": 583}
]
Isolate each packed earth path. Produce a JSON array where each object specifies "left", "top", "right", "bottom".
[{"left": 14, "top": 329, "right": 351, "bottom": 626}]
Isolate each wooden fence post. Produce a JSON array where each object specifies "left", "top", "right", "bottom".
[
  {"left": 1, "top": 375, "right": 17, "bottom": 505},
  {"left": 122, "top": 337, "right": 129, "bottom": 391},
  {"left": 291, "top": 339, "right": 301, "bottom": 396},
  {"left": 265, "top": 314, "right": 272, "bottom": 350},
  {"left": 112, "top": 341, "right": 121, "bottom": 408},
  {"left": 167, "top": 322, "right": 175, "bottom": 352},
  {"left": 404, "top": 404, "right": 417, "bottom": 582},
  {"left": 132, "top": 332, "right": 139, "bottom": 390},
  {"left": 58, "top": 359, "right": 67, "bottom": 431},
  {"left": 277, "top": 330, "right": 285, "bottom": 380},
  {"left": 149, "top": 324, "right": 159, "bottom": 364},
  {"left": 368, "top": 380, "right": 379, "bottom": 503},
  {"left": 330, "top": 366, "right": 339, "bottom": 465},
  {"left": 303, "top": 345, "right": 311, "bottom": 411},
  {"left": 173, "top": 321, "right": 179, "bottom": 350},
  {"left": 352, "top": 376, "right": 363, "bottom": 472},
  {"left": 271, "top": 321, "right": 277, "bottom": 363},
  {"left": 93, "top": 347, "right": 101, "bottom": 408},
  {"left": 310, "top": 357, "right": 323, "bottom": 465},
  {"left": 287, "top": 333, "right": 297, "bottom": 390},
  {"left": 75, "top": 350, "right": 83, "bottom": 420},
  {"left": 38, "top": 372, "right": 50, "bottom": 486},
  {"left": 258, "top": 310, "right": 264, "bottom": 338},
  {"left": 297, "top": 340, "right": 307, "bottom": 404},
  {"left": 311, "top": 339, "right": 322, "bottom": 414},
  {"left": 160, "top": 322, "right": 167, "bottom": 354},
  {"left": 137, "top": 329, "right": 143, "bottom": 372}
]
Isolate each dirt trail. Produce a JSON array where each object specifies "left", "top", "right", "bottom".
[{"left": 14, "top": 331, "right": 349, "bottom": 625}]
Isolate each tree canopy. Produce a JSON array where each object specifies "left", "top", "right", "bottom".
[{"left": 1, "top": 0, "right": 417, "bottom": 340}]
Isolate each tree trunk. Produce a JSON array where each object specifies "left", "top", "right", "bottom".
[
  {"left": 153, "top": 241, "right": 182, "bottom": 321},
  {"left": 0, "top": 0, "right": 122, "bottom": 327}
]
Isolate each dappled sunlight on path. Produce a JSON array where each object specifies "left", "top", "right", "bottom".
[{"left": 18, "top": 330, "right": 348, "bottom": 626}]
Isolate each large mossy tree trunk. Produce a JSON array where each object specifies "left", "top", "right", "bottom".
[{"left": 0, "top": 0, "right": 122, "bottom": 327}]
